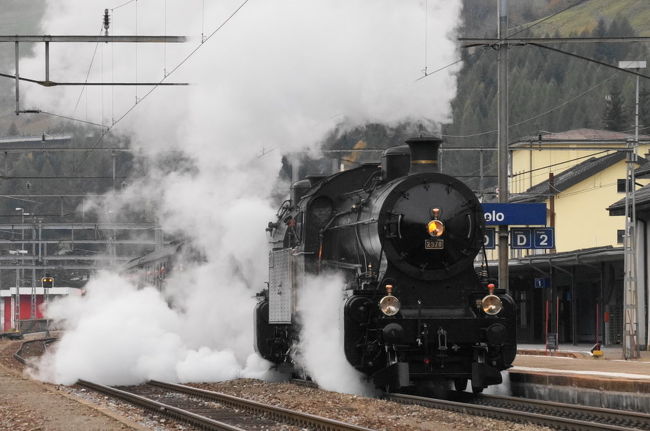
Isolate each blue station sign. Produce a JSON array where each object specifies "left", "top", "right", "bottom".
[
  {"left": 533, "top": 228, "right": 555, "bottom": 249},
  {"left": 483, "top": 228, "right": 496, "bottom": 250},
  {"left": 482, "top": 203, "right": 547, "bottom": 226},
  {"left": 510, "top": 228, "right": 532, "bottom": 249}
]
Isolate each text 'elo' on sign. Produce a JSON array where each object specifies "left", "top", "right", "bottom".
[{"left": 482, "top": 203, "right": 547, "bottom": 226}]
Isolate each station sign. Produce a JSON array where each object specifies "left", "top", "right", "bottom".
[
  {"left": 510, "top": 228, "right": 532, "bottom": 249},
  {"left": 534, "top": 277, "right": 550, "bottom": 289},
  {"left": 533, "top": 228, "right": 555, "bottom": 249},
  {"left": 484, "top": 228, "right": 496, "bottom": 249},
  {"left": 482, "top": 203, "right": 547, "bottom": 226},
  {"left": 509, "top": 227, "right": 555, "bottom": 249}
]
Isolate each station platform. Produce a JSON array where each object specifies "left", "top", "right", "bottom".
[{"left": 508, "top": 344, "right": 650, "bottom": 410}]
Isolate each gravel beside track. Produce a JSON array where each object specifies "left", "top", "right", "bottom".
[
  {"left": 189, "top": 379, "right": 552, "bottom": 431},
  {"left": 388, "top": 392, "right": 647, "bottom": 431},
  {"left": 0, "top": 338, "right": 152, "bottom": 431}
]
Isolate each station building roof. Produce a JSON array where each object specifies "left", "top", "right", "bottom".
[
  {"left": 510, "top": 128, "right": 650, "bottom": 148},
  {"left": 501, "top": 246, "right": 623, "bottom": 272},
  {"left": 608, "top": 183, "right": 650, "bottom": 216}
]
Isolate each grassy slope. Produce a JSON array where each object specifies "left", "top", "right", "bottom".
[{"left": 529, "top": 0, "right": 650, "bottom": 36}]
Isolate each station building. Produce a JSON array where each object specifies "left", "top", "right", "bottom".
[{"left": 488, "top": 128, "right": 650, "bottom": 350}]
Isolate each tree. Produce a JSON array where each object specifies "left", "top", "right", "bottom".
[{"left": 602, "top": 83, "right": 629, "bottom": 132}]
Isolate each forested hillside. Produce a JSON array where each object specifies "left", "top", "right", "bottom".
[{"left": 441, "top": 0, "right": 650, "bottom": 191}]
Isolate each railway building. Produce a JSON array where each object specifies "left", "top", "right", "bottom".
[
  {"left": 491, "top": 128, "right": 650, "bottom": 350},
  {"left": 0, "top": 287, "right": 79, "bottom": 332}
]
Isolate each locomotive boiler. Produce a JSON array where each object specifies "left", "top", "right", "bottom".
[{"left": 255, "top": 137, "right": 516, "bottom": 393}]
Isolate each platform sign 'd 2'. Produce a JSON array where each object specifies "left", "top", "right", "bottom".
[
  {"left": 510, "top": 228, "right": 555, "bottom": 249},
  {"left": 483, "top": 227, "right": 554, "bottom": 250}
]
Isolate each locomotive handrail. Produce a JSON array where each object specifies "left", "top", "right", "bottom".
[{"left": 324, "top": 218, "right": 378, "bottom": 230}]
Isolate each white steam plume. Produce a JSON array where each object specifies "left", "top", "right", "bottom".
[
  {"left": 295, "top": 273, "right": 374, "bottom": 395},
  {"left": 23, "top": 0, "right": 462, "bottom": 389}
]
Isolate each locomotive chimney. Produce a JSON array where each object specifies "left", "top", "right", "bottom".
[{"left": 406, "top": 136, "right": 442, "bottom": 174}]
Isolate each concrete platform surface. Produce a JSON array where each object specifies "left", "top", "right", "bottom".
[
  {"left": 515, "top": 343, "right": 650, "bottom": 380},
  {"left": 510, "top": 344, "right": 650, "bottom": 398}
]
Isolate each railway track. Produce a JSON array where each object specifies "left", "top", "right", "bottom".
[
  {"left": 388, "top": 392, "right": 650, "bottom": 431},
  {"left": 78, "top": 379, "right": 376, "bottom": 431},
  {"left": 16, "top": 339, "right": 646, "bottom": 430}
]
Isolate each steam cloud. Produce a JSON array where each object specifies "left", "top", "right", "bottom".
[{"left": 23, "top": 0, "right": 462, "bottom": 390}]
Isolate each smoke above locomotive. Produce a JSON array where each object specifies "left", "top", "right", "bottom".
[
  {"left": 257, "top": 137, "right": 517, "bottom": 393},
  {"left": 23, "top": 1, "right": 467, "bottom": 388}
]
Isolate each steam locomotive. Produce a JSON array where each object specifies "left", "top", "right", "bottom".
[{"left": 255, "top": 137, "right": 516, "bottom": 393}]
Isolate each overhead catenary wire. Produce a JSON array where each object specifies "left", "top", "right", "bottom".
[
  {"left": 418, "top": 1, "right": 583, "bottom": 83},
  {"left": 39, "top": 111, "right": 108, "bottom": 129},
  {"left": 84, "top": 0, "right": 252, "bottom": 156},
  {"left": 423, "top": 0, "right": 428, "bottom": 76},
  {"left": 417, "top": 45, "right": 487, "bottom": 82},
  {"left": 135, "top": 0, "right": 139, "bottom": 102},
  {"left": 509, "top": 72, "right": 617, "bottom": 128},
  {"left": 509, "top": 149, "right": 612, "bottom": 178},
  {"left": 530, "top": 43, "right": 650, "bottom": 81},
  {"left": 112, "top": 0, "right": 137, "bottom": 10},
  {"left": 72, "top": 28, "right": 103, "bottom": 117},
  {"left": 442, "top": 72, "right": 615, "bottom": 138}
]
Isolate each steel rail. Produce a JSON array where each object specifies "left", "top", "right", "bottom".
[
  {"left": 149, "top": 380, "right": 375, "bottom": 431},
  {"left": 77, "top": 380, "right": 245, "bottom": 431},
  {"left": 474, "top": 394, "right": 650, "bottom": 430},
  {"left": 388, "top": 393, "right": 636, "bottom": 431}
]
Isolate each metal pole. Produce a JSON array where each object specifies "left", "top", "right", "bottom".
[
  {"left": 45, "top": 41, "right": 49, "bottom": 82},
  {"left": 479, "top": 150, "right": 484, "bottom": 194},
  {"left": 14, "top": 41, "right": 19, "bottom": 114},
  {"left": 630, "top": 74, "right": 636, "bottom": 352},
  {"left": 14, "top": 268, "right": 19, "bottom": 330},
  {"left": 112, "top": 151, "right": 116, "bottom": 189},
  {"left": 38, "top": 219, "right": 42, "bottom": 263},
  {"left": 31, "top": 221, "right": 35, "bottom": 320},
  {"left": 21, "top": 210, "right": 24, "bottom": 289},
  {"left": 497, "top": 0, "right": 510, "bottom": 292}
]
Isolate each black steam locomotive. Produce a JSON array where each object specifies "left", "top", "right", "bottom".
[{"left": 255, "top": 137, "right": 516, "bottom": 393}]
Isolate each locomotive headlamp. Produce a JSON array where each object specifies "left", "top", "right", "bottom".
[
  {"left": 379, "top": 284, "right": 400, "bottom": 316},
  {"left": 481, "top": 294, "right": 503, "bottom": 315},
  {"left": 427, "top": 220, "right": 445, "bottom": 237},
  {"left": 427, "top": 208, "right": 445, "bottom": 237}
]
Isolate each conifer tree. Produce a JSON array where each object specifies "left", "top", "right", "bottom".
[{"left": 602, "top": 83, "right": 629, "bottom": 131}]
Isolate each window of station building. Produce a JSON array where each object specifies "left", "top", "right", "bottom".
[{"left": 616, "top": 229, "right": 625, "bottom": 244}]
